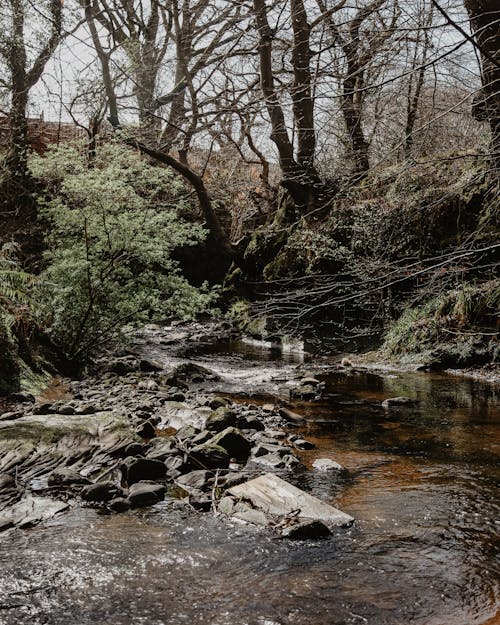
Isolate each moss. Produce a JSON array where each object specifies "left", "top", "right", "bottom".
[
  {"left": 384, "top": 280, "right": 499, "bottom": 367},
  {"left": 226, "top": 299, "right": 267, "bottom": 337}
]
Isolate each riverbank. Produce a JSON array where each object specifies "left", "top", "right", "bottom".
[{"left": 0, "top": 321, "right": 354, "bottom": 535}]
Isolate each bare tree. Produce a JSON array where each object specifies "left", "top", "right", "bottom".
[{"left": 1, "top": 0, "right": 63, "bottom": 194}]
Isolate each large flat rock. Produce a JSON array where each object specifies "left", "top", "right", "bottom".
[{"left": 228, "top": 473, "right": 354, "bottom": 527}]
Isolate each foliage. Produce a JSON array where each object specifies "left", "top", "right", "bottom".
[
  {"left": 31, "top": 141, "right": 217, "bottom": 361},
  {"left": 384, "top": 280, "right": 499, "bottom": 365},
  {"left": 0, "top": 243, "right": 36, "bottom": 343}
]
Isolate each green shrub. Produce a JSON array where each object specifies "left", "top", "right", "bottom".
[{"left": 31, "top": 141, "right": 216, "bottom": 362}]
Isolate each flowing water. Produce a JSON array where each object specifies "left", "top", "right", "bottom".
[{"left": 0, "top": 336, "right": 499, "bottom": 625}]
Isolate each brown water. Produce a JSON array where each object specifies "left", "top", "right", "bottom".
[{"left": 0, "top": 339, "right": 499, "bottom": 625}]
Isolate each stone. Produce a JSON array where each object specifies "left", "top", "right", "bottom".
[
  {"left": 108, "top": 497, "right": 131, "bottom": 512},
  {"left": 208, "top": 427, "right": 251, "bottom": 461},
  {"left": 58, "top": 404, "right": 76, "bottom": 415},
  {"left": 250, "top": 452, "right": 288, "bottom": 469},
  {"left": 177, "top": 470, "right": 211, "bottom": 490},
  {"left": 124, "top": 457, "right": 167, "bottom": 485},
  {"left": 290, "top": 385, "right": 317, "bottom": 400},
  {"left": 231, "top": 501, "right": 270, "bottom": 527},
  {"left": 237, "top": 415, "right": 265, "bottom": 431},
  {"left": 146, "top": 439, "right": 177, "bottom": 461},
  {"left": 0, "top": 411, "right": 23, "bottom": 421},
  {"left": 74, "top": 403, "right": 97, "bottom": 415},
  {"left": 124, "top": 442, "right": 145, "bottom": 457},
  {"left": 278, "top": 408, "right": 305, "bottom": 424},
  {"left": 48, "top": 467, "right": 91, "bottom": 487},
  {"left": 280, "top": 519, "right": 332, "bottom": 539},
  {"left": 32, "top": 402, "right": 53, "bottom": 415},
  {"left": 209, "top": 397, "right": 228, "bottom": 410},
  {"left": 169, "top": 392, "right": 186, "bottom": 402},
  {"left": 312, "top": 458, "right": 343, "bottom": 471},
  {"left": 300, "top": 377, "right": 321, "bottom": 387},
  {"left": 175, "top": 424, "right": 199, "bottom": 441},
  {"left": 382, "top": 397, "right": 419, "bottom": 409},
  {"left": 190, "top": 443, "right": 230, "bottom": 470},
  {"left": 8, "top": 391, "right": 35, "bottom": 403},
  {"left": 218, "top": 496, "right": 235, "bottom": 515},
  {"left": 228, "top": 473, "right": 354, "bottom": 527},
  {"left": 135, "top": 420, "right": 156, "bottom": 439},
  {"left": 128, "top": 482, "right": 165, "bottom": 507},
  {"left": 252, "top": 443, "right": 289, "bottom": 458},
  {"left": 292, "top": 438, "right": 316, "bottom": 450},
  {"left": 81, "top": 481, "right": 123, "bottom": 502},
  {"left": 139, "top": 359, "right": 163, "bottom": 372},
  {"left": 205, "top": 407, "right": 238, "bottom": 433},
  {"left": 166, "top": 362, "right": 219, "bottom": 386}
]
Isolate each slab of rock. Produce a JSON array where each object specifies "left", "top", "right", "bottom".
[
  {"left": 228, "top": 473, "right": 353, "bottom": 527},
  {"left": 81, "top": 481, "right": 123, "bottom": 502},
  {"left": 176, "top": 470, "right": 211, "bottom": 490},
  {"left": 0, "top": 411, "right": 23, "bottom": 422},
  {"left": 312, "top": 458, "right": 343, "bottom": 471},
  {"left": 48, "top": 467, "right": 91, "bottom": 486},
  {"left": 0, "top": 495, "right": 69, "bottom": 531}
]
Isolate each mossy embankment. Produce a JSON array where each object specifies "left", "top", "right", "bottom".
[{"left": 227, "top": 157, "right": 499, "bottom": 370}]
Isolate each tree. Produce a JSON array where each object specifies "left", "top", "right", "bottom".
[
  {"left": 462, "top": 0, "right": 500, "bottom": 172},
  {"left": 0, "top": 0, "right": 63, "bottom": 196}
]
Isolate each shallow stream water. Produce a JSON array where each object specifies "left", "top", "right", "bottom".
[{"left": 0, "top": 336, "right": 499, "bottom": 625}]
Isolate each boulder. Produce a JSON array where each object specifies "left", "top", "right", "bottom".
[
  {"left": 228, "top": 473, "right": 353, "bottom": 527},
  {"left": 135, "top": 420, "right": 156, "bottom": 439},
  {"left": 81, "top": 481, "right": 123, "bottom": 502},
  {"left": 208, "top": 397, "right": 229, "bottom": 410},
  {"left": 205, "top": 407, "right": 238, "bottom": 433},
  {"left": 32, "top": 402, "right": 53, "bottom": 415},
  {"left": 108, "top": 497, "right": 131, "bottom": 512},
  {"left": 124, "top": 457, "right": 167, "bottom": 485},
  {"left": 124, "top": 442, "right": 145, "bottom": 457},
  {"left": 208, "top": 427, "right": 251, "bottom": 461},
  {"left": 74, "top": 403, "right": 97, "bottom": 415},
  {"left": 190, "top": 443, "right": 230, "bottom": 470},
  {"left": 252, "top": 442, "right": 289, "bottom": 458},
  {"left": 279, "top": 519, "right": 331, "bottom": 539},
  {"left": 278, "top": 407, "right": 305, "bottom": 425},
  {"left": 128, "top": 482, "right": 165, "bottom": 507}
]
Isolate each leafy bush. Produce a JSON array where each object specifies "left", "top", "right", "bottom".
[{"left": 31, "top": 142, "right": 216, "bottom": 362}]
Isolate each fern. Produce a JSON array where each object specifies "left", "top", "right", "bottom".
[{"left": 0, "top": 245, "right": 35, "bottom": 340}]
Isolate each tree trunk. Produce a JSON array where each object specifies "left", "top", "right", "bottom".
[{"left": 464, "top": 0, "right": 500, "bottom": 172}]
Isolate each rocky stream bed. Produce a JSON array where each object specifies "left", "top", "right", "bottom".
[{"left": 0, "top": 321, "right": 499, "bottom": 625}]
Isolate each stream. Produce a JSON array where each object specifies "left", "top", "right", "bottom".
[{"left": 0, "top": 331, "right": 499, "bottom": 625}]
